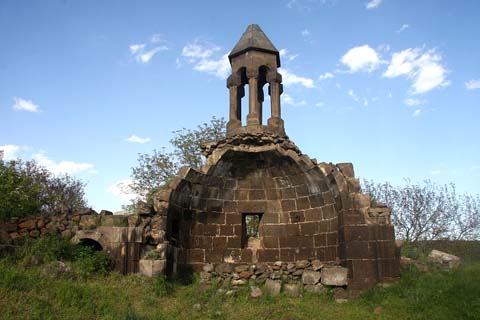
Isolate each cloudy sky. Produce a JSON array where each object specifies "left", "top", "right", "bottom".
[{"left": 1, "top": 0, "right": 479, "bottom": 211}]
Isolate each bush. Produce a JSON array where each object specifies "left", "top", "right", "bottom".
[
  {"left": 0, "top": 152, "right": 87, "bottom": 220},
  {"left": 73, "top": 247, "right": 113, "bottom": 277},
  {"left": 19, "top": 235, "right": 79, "bottom": 264},
  {"left": 14, "top": 235, "right": 113, "bottom": 277}
]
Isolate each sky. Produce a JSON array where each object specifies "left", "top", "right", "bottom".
[{"left": 1, "top": 0, "right": 479, "bottom": 212}]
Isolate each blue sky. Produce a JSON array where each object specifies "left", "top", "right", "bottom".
[{"left": 1, "top": 0, "right": 479, "bottom": 211}]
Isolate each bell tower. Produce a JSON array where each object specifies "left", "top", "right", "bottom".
[{"left": 226, "top": 24, "right": 285, "bottom": 137}]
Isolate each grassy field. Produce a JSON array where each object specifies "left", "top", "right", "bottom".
[{"left": 1, "top": 239, "right": 480, "bottom": 320}]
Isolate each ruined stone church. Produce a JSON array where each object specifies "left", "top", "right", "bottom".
[{"left": 20, "top": 24, "right": 399, "bottom": 291}]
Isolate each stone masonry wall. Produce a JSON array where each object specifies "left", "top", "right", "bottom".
[
  {"left": 0, "top": 208, "right": 97, "bottom": 244},
  {"left": 320, "top": 162, "right": 400, "bottom": 289},
  {"left": 168, "top": 150, "right": 340, "bottom": 270}
]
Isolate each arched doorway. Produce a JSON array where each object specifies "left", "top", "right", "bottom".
[{"left": 79, "top": 238, "right": 103, "bottom": 251}]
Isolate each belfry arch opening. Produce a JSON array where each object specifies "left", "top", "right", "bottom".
[{"left": 258, "top": 65, "right": 269, "bottom": 125}]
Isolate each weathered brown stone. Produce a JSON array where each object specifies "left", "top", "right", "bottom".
[
  {"left": 258, "top": 249, "right": 280, "bottom": 262},
  {"left": 296, "top": 197, "right": 310, "bottom": 210},
  {"left": 227, "top": 236, "right": 242, "bottom": 248},
  {"left": 219, "top": 225, "right": 234, "bottom": 236},
  {"left": 300, "top": 222, "right": 317, "bottom": 235},
  {"left": 281, "top": 199, "right": 296, "bottom": 211},
  {"left": 188, "top": 249, "right": 205, "bottom": 263},
  {"left": 262, "top": 236, "right": 278, "bottom": 248},
  {"left": 285, "top": 224, "right": 300, "bottom": 236},
  {"left": 235, "top": 189, "right": 249, "bottom": 201},
  {"left": 225, "top": 213, "right": 241, "bottom": 224},
  {"left": 19, "top": 219, "right": 35, "bottom": 230},
  {"left": 212, "top": 237, "right": 227, "bottom": 249},
  {"left": 281, "top": 187, "right": 296, "bottom": 199},
  {"left": 304, "top": 208, "right": 322, "bottom": 222},
  {"left": 289, "top": 211, "right": 305, "bottom": 223},
  {"left": 237, "top": 201, "right": 266, "bottom": 213}
]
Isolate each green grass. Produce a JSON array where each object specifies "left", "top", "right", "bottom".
[
  {"left": 1, "top": 261, "right": 480, "bottom": 320},
  {"left": 1, "top": 238, "right": 480, "bottom": 319}
]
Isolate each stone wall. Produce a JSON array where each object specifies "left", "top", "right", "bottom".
[
  {"left": 159, "top": 132, "right": 400, "bottom": 289},
  {"left": 0, "top": 208, "right": 97, "bottom": 244},
  {"left": 168, "top": 150, "right": 339, "bottom": 270},
  {"left": 320, "top": 162, "right": 400, "bottom": 288},
  {"left": 199, "top": 259, "right": 349, "bottom": 297}
]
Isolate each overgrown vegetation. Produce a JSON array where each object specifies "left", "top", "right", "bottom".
[
  {"left": 1, "top": 236, "right": 479, "bottom": 319},
  {"left": 6, "top": 235, "right": 113, "bottom": 278},
  {"left": 363, "top": 179, "right": 480, "bottom": 242},
  {"left": 0, "top": 151, "right": 87, "bottom": 220}
]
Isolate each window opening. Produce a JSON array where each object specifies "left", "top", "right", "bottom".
[{"left": 242, "top": 213, "right": 263, "bottom": 248}]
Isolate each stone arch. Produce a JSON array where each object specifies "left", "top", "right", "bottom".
[
  {"left": 79, "top": 238, "right": 103, "bottom": 251},
  {"left": 72, "top": 230, "right": 108, "bottom": 251}
]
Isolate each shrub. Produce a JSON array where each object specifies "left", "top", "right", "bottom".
[
  {"left": 73, "top": 247, "right": 113, "bottom": 277},
  {"left": 15, "top": 235, "right": 113, "bottom": 277},
  {"left": 0, "top": 152, "right": 87, "bottom": 220}
]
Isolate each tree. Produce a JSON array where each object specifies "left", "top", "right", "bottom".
[
  {"left": 0, "top": 151, "right": 88, "bottom": 220},
  {"left": 362, "top": 179, "right": 480, "bottom": 242},
  {"left": 128, "top": 116, "right": 227, "bottom": 201}
]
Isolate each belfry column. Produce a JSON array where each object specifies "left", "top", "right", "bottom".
[
  {"left": 247, "top": 69, "right": 260, "bottom": 126},
  {"left": 267, "top": 72, "right": 284, "bottom": 131},
  {"left": 226, "top": 75, "right": 243, "bottom": 133}
]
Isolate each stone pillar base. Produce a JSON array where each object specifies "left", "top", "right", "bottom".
[
  {"left": 139, "top": 259, "right": 167, "bottom": 277},
  {"left": 267, "top": 117, "right": 284, "bottom": 129},
  {"left": 247, "top": 114, "right": 260, "bottom": 126},
  {"left": 227, "top": 119, "right": 242, "bottom": 133}
]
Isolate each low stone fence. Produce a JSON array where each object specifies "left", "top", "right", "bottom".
[
  {"left": 0, "top": 208, "right": 99, "bottom": 244},
  {"left": 198, "top": 259, "right": 348, "bottom": 297}
]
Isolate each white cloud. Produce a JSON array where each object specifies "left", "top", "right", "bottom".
[
  {"left": 383, "top": 48, "right": 449, "bottom": 94},
  {"left": 181, "top": 40, "right": 230, "bottom": 79},
  {"left": 279, "top": 68, "right": 315, "bottom": 88},
  {"left": 0, "top": 145, "right": 21, "bottom": 160},
  {"left": 279, "top": 49, "right": 299, "bottom": 61},
  {"left": 404, "top": 98, "right": 425, "bottom": 106},
  {"left": 33, "top": 152, "right": 96, "bottom": 175},
  {"left": 182, "top": 41, "right": 220, "bottom": 60},
  {"left": 129, "top": 35, "right": 168, "bottom": 64},
  {"left": 465, "top": 79, "right": 480, "bottom": 90},
  {"left": 194, "top": 53, "right": 230, "bottom": 79},
  {"left": 108, "top": 178, "right": 139, "bottom": 202},
  {"left": 378, "top": 43, "right": 391, "bottom": 53},
  {"left": 137, "top": 46, "right": 168, "bottom": 63},
  {"left": 282, "top": 93, "right": 307, "bottom": 106},
  {"left": 366, "top": 0, "right": 382, "bottom": 9},
  {"left": 315, "top": 101, "right": 325, "bottom": 107},
  {"left": 430, "top": 170, "right": 441, "bottom": 175},
  {"left": 301, "top": 29, "right": 310, "bottom": 37},
  {"left": 129, "top": 44, "right": 145, "bottom": 55},
  {"left": 412, "top": 109, "right": 422, "bottom": 117},
  {"left": 396, "top": 24, "right": 409, "bottom": 33},
  {"left": 319, "top": 72, "right": 334, "bottom": 80},
  {"left": 348, "top": 89, "right": 359, "bottom": 102},
  {"left": 125, "top": 135, "right": 151, "bottom": 144},
  {"left": 12, "top": 97, "right": 40, "bottom": 112},
  {"left": 383, "top": 48, "right": 419, "bottom": 77},
  {"left": 340, "top": 45, "right": 382, "bottom": 73},
  {"left": 150, "top": 34, "right": 163, "bottom": 43}
]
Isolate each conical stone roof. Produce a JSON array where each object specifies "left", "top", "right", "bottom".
[{"left": 228, "top": 24, "right": 280, "bottom": 66}]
